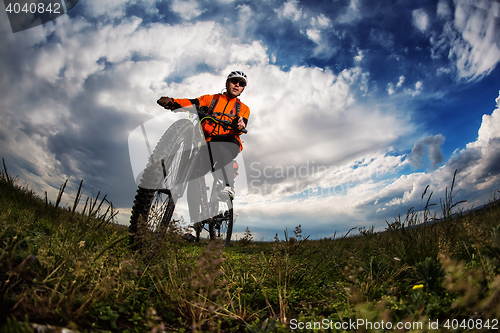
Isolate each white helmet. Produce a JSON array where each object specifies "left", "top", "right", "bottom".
[{"left": 227, "top": 71, "right": 248, "bottom": 86}]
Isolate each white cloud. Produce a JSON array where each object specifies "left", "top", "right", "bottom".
[
  {"left": 412, "top": 9, "right": 429, "bottom": 33},
  {"left": 444, "top": 0, "right": 500, "bottom": 80},
  {"left": 80, "top": 0, "right": 128, "bottom": 19},
  {"left": 235, "top": 5, "right": 254, "bottom": 39},
  {"left": 397, "top": 76, "right": 405, "bottom": 87},
  {"left": 475, "top": 93, "right": 500, "bottom": 146},
  {"left": 403, "top": 81, "right": 423, "bottom": 96},
  {"left": 451, "top": 91, "right": 500, "bottom": 192},
  {"left": 311, "top": 13, "right": 332, "bottom": 29},
  {"left": 276, "top": 1, "right": 333, "bottom": 57},
  {"left": 387, "top": 76, "right": 406, "bottom": 95},
  {"left": 437, "top": 0, "right": 452, "bottom": 19},
  {"left": 229, "top": 41, "right": 269, "bottom": 65},
  {"left": 387, "top": 83, "right": 395, "bottom": 95},
  {"left": 338, "top": 0, "right": 362, "bottom": 24},
  {"left": 354, "top": 49, "right": 364, "bottom": 63},
  {"left": 304, "top": 13, "right": 333, "bottom": 56},
  {"left": 242, "top": 65, "right": 408, "bottom": 169},
  {"left": 171, "top": 0, "right": 205, "bottom": 20},
  {"left": 306, "top": 28, "right": 321, "bottom": 43},
  {"left": 279, "top": 0, "right": 303, "bottom": 22}
]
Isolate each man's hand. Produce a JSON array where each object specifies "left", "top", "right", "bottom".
[
  {"left": 157, "top": 96, "right": 174, "bottom": 109},
  {"left": 236, "top": 116, "right": 246, "bottom": 131}
]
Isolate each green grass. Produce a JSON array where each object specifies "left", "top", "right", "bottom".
[{"left": 1, "top": 165, "right": 499, "bottom": 332}]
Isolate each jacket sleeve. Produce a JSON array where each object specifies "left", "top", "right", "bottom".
[
  {"left": 171, "top": 98, "right": 198, "bottom": 108},
  {"left": 172, "top": 95, "right": 213, "bottom": 108}
]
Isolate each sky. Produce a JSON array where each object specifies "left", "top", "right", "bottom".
[{"left": 1, "top": 0, "right": 500, "bottom": 241}]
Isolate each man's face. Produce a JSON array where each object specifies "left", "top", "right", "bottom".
[{"left": 226, "top": 78, "right": 246, "bottom": 97}]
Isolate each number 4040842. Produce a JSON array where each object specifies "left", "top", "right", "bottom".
[
  {"left": 443, "top": 318, "right": 498, "bottom": 330},
  {"left": 5, "top": 2, "right": 62, "bottom": 14}
]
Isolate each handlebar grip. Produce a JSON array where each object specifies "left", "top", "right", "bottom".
[{"left": 157, "top": 98, "right": 182, "bottom": 110}]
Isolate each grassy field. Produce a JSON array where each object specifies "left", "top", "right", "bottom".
[{"left": 1, "top": 166, "right": 499, "bottom": 332}]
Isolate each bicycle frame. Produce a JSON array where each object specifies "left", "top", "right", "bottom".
[{"left": 167, "top": 106, "right": 230, "bottom": 204}]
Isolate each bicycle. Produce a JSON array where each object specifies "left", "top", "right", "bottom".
[{"left": 128, "top": 104, "right": 247, "bottom": 248}]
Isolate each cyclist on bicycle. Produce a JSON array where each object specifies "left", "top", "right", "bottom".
[{"left": 157, "top": 71, "right": 250, "bottom": 221}]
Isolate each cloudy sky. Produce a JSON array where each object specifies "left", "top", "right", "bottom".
[{"left": 1, "top": 0, "right": 499, "bottom": 240}]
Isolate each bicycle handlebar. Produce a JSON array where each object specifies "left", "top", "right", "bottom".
[{"left": 164, "top": 102, "right": 247, "bottom": 134}]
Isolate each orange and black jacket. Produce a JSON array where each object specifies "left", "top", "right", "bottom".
[{"left": 172, "top": 94, "right": 250, "bottom": 151}]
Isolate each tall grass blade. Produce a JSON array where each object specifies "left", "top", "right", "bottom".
[
  {"left": 72, "top": 180, "right": 84, "bottom": 215},
  {"left": 2, "top": 158, "right": 13, "bottom": 188},
  {"left": 55, "top": 179, "right": 68, "bottom": 209}
]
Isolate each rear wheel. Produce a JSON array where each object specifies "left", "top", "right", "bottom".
[
  {"left": 193, "top": 180, "right": 233, "bottom": 246},
  {"left": 196, "top": 186, "right": 233, "bottom": 246},
  {"left": 129, "top": 119, "right": 193, "bottom": 248},
  {"left": 216, "top": 196, "right": 233, "bottom": 247}
]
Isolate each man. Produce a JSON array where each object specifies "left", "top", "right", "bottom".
[{"left": 157, "top": 71, "right": 250, "bottom": 221}]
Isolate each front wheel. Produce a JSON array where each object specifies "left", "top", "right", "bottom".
[{"left": 129, "top": 119, "right": 194, "bottom": 248}]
